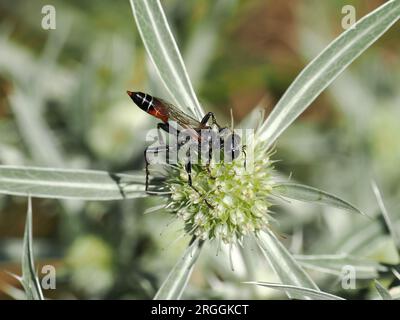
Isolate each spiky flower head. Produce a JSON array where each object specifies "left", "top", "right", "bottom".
[{"left": 166, "top": 142, "right": 277, "bottom": 244}]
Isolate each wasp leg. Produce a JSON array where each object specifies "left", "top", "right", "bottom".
[
  {"left": 206, "top": 141, "right": 216, "bottom": 179},
  {"left": 184, "top": 159, "right": 214, "bottom": 209},
  {"left": 242, "top": 145, "right": 247, "bottom": 170},
  {"left": 156, "top": 122, "right": 181, "bottom": 152},
  {"left": 144, "top": 147, "right": 151, "bottom": 191},
  {"left": 145, "top": 150, "right": 150, "bottom": 191},
  {"left": 157, "top": 122, "right": 180, "bottom": 139},
  {"left": 156, "top": 122, "right": 180, "bottom": 145},
  {"left": 157, "top": 122, "right": 182, "bottom": 166},
  {"left": 197, "top": 135, "right": 214, "bottom": 169},
  {"left": 156, "top": 123, "right": 169, "bottom": 145},
  {"left": 144, "top": 144, "right": 170, "bottom": 192},
  {"left": 200, "top": 112, "right": 221, "bottom": 130},
  {"left": 185, "top": 160, "right": 193, "bottom": 186}
]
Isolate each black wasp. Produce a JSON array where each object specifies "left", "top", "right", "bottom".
[{"left": 127, "top": 91, "right": 245, "bottom": 193}]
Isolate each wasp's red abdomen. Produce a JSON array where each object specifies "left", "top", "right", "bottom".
[{"left": 148, "top": 103, "right": 169, "bottom": 123}]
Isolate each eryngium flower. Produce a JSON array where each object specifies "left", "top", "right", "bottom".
[{"left": 166, "top": 142, "right": 277, "bottom": 244}]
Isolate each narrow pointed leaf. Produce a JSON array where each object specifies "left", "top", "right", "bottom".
[
  {"left": 0, "top": 166, "right": 147, "bottom": 200},
  {"left": 9, "top": 92, "right": 66, "bottom": 167},
  {"left": 154, "top": 238, "right": 203, "bottom": 300},
  {"left": 375, "top": 280, "right": 392, "bottom": 300},
  {"left": 0, "top": 283, "right": 27, "bottom": 300},
  {"left": 21, "top": 197, "right": 44, "bottom": 300},
  {"left": 371, "top": 181, "right": 400, "bottom": 249},
  {"left": 256, "top": 229, "right": 319, "bottom": 300},
  {"left": 258, "top": 0, "right": 400, "bottom": 147},
  {"left": 246, "top": 281, "right": 344, "bottom": 300},
  {"left": 275, "top": 183, "right": 364, "bottom": 215},
  {"left": 129, "top": 0, "right": 204, "bottom": 119},
  {"left": 295, "top": 254, "right": 387, "bottom": 279},
  {"left": 392, "top": 268, "right": 400, "bottom": 281},
  {"left": 4, "top": 270, "right": 23, "bottom": 283}
]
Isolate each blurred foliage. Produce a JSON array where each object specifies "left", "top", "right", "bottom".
[{"left": 0, "top": 0, "right": 399, "bottom": 299}]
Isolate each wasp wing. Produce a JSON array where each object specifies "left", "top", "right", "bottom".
[{"left": 158, "top": 99, "right": 202, "bottom": 129}]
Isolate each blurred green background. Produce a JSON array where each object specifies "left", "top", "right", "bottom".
[{"left": 0, "top": 0, "right": 399, "bottom": 299}]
